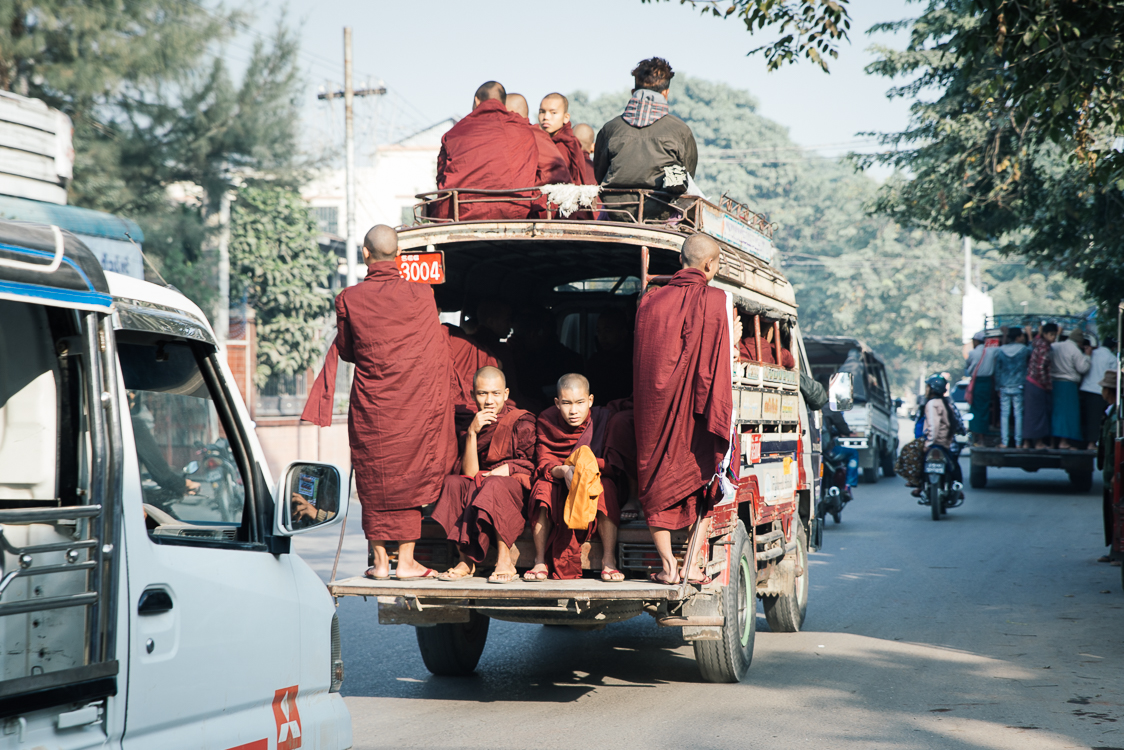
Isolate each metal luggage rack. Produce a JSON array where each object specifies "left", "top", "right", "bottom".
[
  {"left": 409, "top": 187, "right": 775, "bottom": 262},
  {"left": 0, "top": 505, "right": 102, "bottom": 615},
  {"left": 987, "top": 313, "right": 1090, "bottom": 331}
]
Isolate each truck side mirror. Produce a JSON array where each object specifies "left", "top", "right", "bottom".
[
  {"left": 829, "top": 372, "right": 854, "bottom": 412},
  {"left": 274, "top": 461, "right": 347, "bottom": 537}
]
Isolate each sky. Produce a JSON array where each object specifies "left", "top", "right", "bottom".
[{"left": 236, "top": 0, "right": 922, "bottom": 170}]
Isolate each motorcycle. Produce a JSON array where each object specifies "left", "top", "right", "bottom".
[
  {"left": 919, "top": 441, "right": 965, "bottom": 520},
  {"left": 816, "top": 429, "right": 854, "bottom": 524},
  {"left": 184, "top": 438, "right": 243, "bottom": 522}
]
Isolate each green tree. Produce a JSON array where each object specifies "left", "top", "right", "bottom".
[
  {"left": 229, "top": 185, "right": 334, "bottom": 387},
  {"left": 860, "top": 1, "right": 1121, "bottom": 320},
  {"left": 643, "top": 0, "right": 852, "bottom": 72}
]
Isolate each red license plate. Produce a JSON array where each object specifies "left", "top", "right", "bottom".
[{"left": 396, "top": 251, "right": 445, "bottom": 284}]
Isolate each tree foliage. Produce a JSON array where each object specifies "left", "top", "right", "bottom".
[
  {"left": 571, "top": 76, "right": 1086, "bottom": 392},
  {"left": 643, "top": 0, "right": 851, "bottom": 71},
  {"left": 229, "top": 185, "right": 334, "bottom": 387},
  {"left": 860, "top": 1, "right": 1122, "bottom": 320}
]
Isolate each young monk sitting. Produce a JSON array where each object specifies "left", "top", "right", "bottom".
[
  {"left": 526, "top": 373, "right": 625, "bottom": 582},
  {"left": 538, "top": 94, "right": 596, "bottom": 185},
  {"left": 738, "top": 318, "right": 795, "bottom": 368},
  {"left": 432, "top": 366, "right": 535, "bottom": 584}
]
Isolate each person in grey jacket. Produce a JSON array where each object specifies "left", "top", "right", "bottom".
[
  {"left": 993, "top": 329, "right": 1030, "bottom": 448},
  {"left": 594, "top": 57, "right": 698, "bottom": 220}
]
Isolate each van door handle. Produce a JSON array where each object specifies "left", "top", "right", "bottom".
[{"left": 137, "top": 588, "right": 173, "bottom": 615}]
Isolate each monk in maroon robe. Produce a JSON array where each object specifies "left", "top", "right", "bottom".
[
  {"left": 527, "top": 374, "right": 625, "bottom": 581},
  {"left": 444, "top": 323, "right": 500, "bottom": 408},
  {"left": 434, "top": 81, "right": 538, "bottom": 221},
  {"left": 633, "top": 235, "right": 737, "bottom": 584},
  {"left": 539, "top": 94, "right": 596, "bottom": 185},
  {"left": 507, "top": 94, "right": 571, "bottom": 186},
  {"left": 738, "top": 324, "right": 795, "bottom": 368},
  {"left": 573, "top": 123, "right": 596, "bottom": 160},
  {"left": 432, "top": 367, "right": 534, "bottom": 584},
  {"left": 304, "top": 225, "right": 455, "bottom": 580}
]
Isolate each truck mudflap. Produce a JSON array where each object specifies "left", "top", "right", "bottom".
[{"left": 970, "top": 446, "right": 1095, "bottom": 471}]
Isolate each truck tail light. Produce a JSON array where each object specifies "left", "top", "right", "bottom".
[{"left": 330, "top": 613, "right": 344, "bottom": 693}]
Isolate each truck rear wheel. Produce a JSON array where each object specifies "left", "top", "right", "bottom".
[
  {"left": 969, "top": 464, "right": 987, "bottom": 489},
  {"left": 694, "top": 521, "right": 755, "bottom": 683},
  {"left": 762, "top": 525, "right": 809, "bottom": 633},
  {"left": 881, "top": 447, "right": 897, "bottom": 478},
  {"left": 862, "top": 467, "right": 879, "bottom": 484},
  {"left": 415, "top": 610, "right": 490, "bottom": 676},
  {"left": 1068, "top": 469, "right": 1093, "bottom": 493}
]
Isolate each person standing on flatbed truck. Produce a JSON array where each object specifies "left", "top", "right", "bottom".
[{"left": 634, "top": 234, "right": 740, "bottom": 585}]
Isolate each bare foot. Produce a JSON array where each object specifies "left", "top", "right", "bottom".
[
  {"left": 394, "top": 561, "right": 432, "bottom": 578},
  {"left": 487, "top": 566, "right": 518, "bottom": 584},
  {"left": 619, "top": 500, "right": 642, "bottom": 522}
]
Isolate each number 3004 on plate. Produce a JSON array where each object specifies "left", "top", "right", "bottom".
[{"left": 397, "top": 251, "right": 445, "bottom": 284}]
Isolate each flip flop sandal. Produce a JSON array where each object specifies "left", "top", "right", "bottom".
[
  {"left": 363, "top": 567, "right": 390, "bottom": 580},
  {"left": 648, "top": 571, "right": 678, "bottom": 585},
  {"left": 395, "top": 568, "right": 438, "bottom": 581},
  {"left": 487, "top": 571, "right": 518, "bottom": 584},
  {"left": 438, "top": 565, "right": 475, "bottom": 581},
  {"left": 686, "top": 574, "right": 713, "bottom": 586},
  {"left": 600, "top": 568, "right": 625, "bottom": 582},
  {"left": 523, "top": 568, "right": 548, "bottom": 582}
]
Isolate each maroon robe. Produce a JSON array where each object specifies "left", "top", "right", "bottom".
[
  {"left": 304, "top": 261, "right": 455, "bottom": 541},
  {"left": 531, "top": 126, "right": 572, "bottom": 185},
  {"left": 550, "top": 123, "right": 596, "bottom": 185},
  {"left": 531, "top": 405, "right": 622, "bottom": 578},
  {"left": 633, "top": 268, "right": 733, "bottom": 530},
  {"left": 432, "top": 403, "right": 535, "bottom": 564},
  {"left": 444, "top": 324, "right": 500, "bottom": 408},
  {"left": 434, "top": 99, "right": 538, "bottom": 221}
]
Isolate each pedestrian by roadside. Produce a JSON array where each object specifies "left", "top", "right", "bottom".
[
  {"left": 1024, "top": 323, "right": 1057, "bottom": 449},
  {"left": 1051, "top": 328, "right": 1091, "bottom": 450},
  {"left": 1096, "top": 369, "right": 1121, "bottom": 567},
  {"left": 993, "top": 329, "right": 1030, "bottom": 449},
  {"left": 1081, "top": 336, "right": 1118, "bottom": 451}
]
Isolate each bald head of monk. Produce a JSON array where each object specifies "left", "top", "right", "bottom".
[
  {"left": 472, "top": 365, "right": 509, "bottom": 414},
  {"left": 538, "top": 93, "right": 570, "bottom": 135},
  {"left": 555, "top": 373, "right": 593, "bottom": 428},
  {"left": 573, "top": 123, "right": 595, "bottom": 155},
  {"left": 473, "top": 81, "right": 506, "bottom": 109},
  {"left": 505, "top": 93, "right": 530, "bottom": 121},
  {"left": 681, "top": 234, "right": 721, "bottom": 282},
  {"left": 361, "top": 224, "right": 398, "bottom": 264}
]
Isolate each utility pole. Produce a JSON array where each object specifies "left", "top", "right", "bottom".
[
  {"left": 215, "top": 189, "right": 232, "bottom": 351},
  {"left": 963, "top": 236, "right": 971, "bottom": 296},
  {"left": 317, "top": 29, "right": 386, "bottom": 287}
]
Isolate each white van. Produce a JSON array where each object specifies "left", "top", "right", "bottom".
[{"left": 0, "top": 220, "right": 352, "bottom": 749}]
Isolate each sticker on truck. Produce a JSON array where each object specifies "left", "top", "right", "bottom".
[{"left": 272, "top": 685, "right": 302, "bottom": 750}]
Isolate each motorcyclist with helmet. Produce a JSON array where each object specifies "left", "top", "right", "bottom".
[{"left": 915, "top": 375, "right": 966, "bottom": 507}]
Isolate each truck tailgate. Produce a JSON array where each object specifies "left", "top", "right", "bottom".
[{"left": 328, "top": 575, "right": 681, "bottom": 601}]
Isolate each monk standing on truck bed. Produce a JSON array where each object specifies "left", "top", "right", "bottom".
[
  {"left": 433, "top": 366, "right": 535, "bottom": 584},
  {"left": 633, "top": 234, "right": 737, "bottom": 585},
  {"left": 334, "top": 225, "right": 455, "bottom": 580}
]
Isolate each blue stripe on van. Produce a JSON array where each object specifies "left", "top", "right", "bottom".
[
  {"left": 0, "top": 241, "right": 98, "bottom": 291},
  {"left": 0, "top": 279, "right": 112, "bottom": 309}
]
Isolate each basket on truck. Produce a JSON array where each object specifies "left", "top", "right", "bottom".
[
  {"left": 327, "top": 187, "right": 850, "bottom": 684},
  {"left": 967, "top": 313, "right": 1096, "bottom": 491}
]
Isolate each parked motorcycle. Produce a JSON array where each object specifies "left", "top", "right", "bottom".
[{"left": 919, "top": 442, "right": 965, "bottom": 520}]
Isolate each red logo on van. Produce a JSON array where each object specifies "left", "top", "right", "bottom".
[{"left": 272, "top": 685, "right": 302, "bottom": 750}]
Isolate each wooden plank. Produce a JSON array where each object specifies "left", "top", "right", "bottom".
[{"left": 328, "top": 575, "right": 680, "bottom": 601}]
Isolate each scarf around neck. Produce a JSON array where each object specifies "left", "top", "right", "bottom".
[{"left": 622, "top": 89, "right": 669, "bottom": 128}]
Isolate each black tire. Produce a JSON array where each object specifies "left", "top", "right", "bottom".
[
  {"left": 862, "top": 466, "right": 879, "bottom": 484},
  {"left": 1068, "top": 469, "right": 1093, "bottom": 493},
  {"left": 415, "top": 610, "right": 490, "bottom": 676},
  {"left": 831, "top": 512, "right": 841, "bottom": 524},
  {"left": 929, "top": 477, "right": 942, "bottom": 521},
  {"left": 763, "top": 525, "right": 809, "bottom": 633},
  {"left": 881, "top": 447, "right": 897, "bottom": 478},
  {"left": 969, "top": 463, "right": 987, "bottom": 489},
  {"left": 694, "top": 521, "right": 755, "bottom": 683}
]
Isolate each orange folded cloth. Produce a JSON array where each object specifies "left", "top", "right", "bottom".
[{"left": 562, "top": 445, "right": 602, "bottom": 530}]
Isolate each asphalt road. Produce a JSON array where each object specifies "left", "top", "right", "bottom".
[{"left": 294, "top": 462, "right": 1124, "bottom": 750}]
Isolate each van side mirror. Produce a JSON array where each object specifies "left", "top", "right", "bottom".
[
  {"left": 274, "top": 461, "right": 346, "bottom": 537},
  {"left": 829, "top": 372, "right": 854, "bottom": 412}
]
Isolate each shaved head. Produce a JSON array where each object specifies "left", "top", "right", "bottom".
[
  {"left": 681, "top": 234, "right": 721, "bottom": 280},
  {"left": 556, "top": 372, "right": 590, "bottom": 397},
  {"left": 474, "top": 81, "right": 506, "bottom": 105},
  {"left": 542, "top": 92, "right": 569, "bottom": 113},
  {"left": 473, "top": 365, "right": 506, "bottom": 390},
  {"left": 505, "top": 93, "right": 529, "bottom": 119},
  {"left": 573, "top": 123, "right": 595, "bottom": 153},
  {"left": 363, "top": 224, "right": 399, "bottom": 263}
]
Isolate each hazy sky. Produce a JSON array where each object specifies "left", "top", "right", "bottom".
[{"left": 238, "top": 0, "right": 920, "bottom": 164}]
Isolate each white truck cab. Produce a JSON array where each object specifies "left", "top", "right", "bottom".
[{"left": 0, "top": 220, "right": 352, "bottom": 749}]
